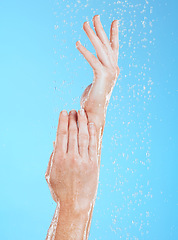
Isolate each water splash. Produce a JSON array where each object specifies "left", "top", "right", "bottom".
[{"left": 50, "top": 0, "right": 155, "bottom": 238}]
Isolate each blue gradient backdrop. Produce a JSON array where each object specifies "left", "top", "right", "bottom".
[{"left": 0, "top": 0, "right": 177, "bottom": 239}]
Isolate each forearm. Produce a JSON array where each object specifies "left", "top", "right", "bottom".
[
  {"left": 82, "top": 108, "right": 106, "bottom": 239},
  {"left": 49, "top": 204, "right": 91, "bottom": 240},
  {"left": 46, "top": 182, "right": 95, "bottom": 240},
  {"left": 46, "top": 204, "right": 60, "bottom": 240},
  {"left": 81, "top": 80, "right": 112, "bottom": 140},
  {"left": 83, "top": 102, "right": 108, "bottom": 163},
  {"left": 46, "top": 204, "right": 91, "bottom": 240}
]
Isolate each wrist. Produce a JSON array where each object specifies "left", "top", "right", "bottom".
[
  {"left": 58, "top": 203, "right": 91, "bottom": 235},
  {"left": 54, "top": 203, "right": 92, "bottom": 240},
  {"left": 59, "top": 201, "right": 92, "bottom": 220},
  {"left": 84, "top": 108, "right": 106, "bottom": 129}
]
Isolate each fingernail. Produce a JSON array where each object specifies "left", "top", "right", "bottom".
[
  {"left": 97, "top": 15, "right": 100, "bottom": 20},
  {"left": 62, "top": 110, "right": 68, "bottom": 116},
  {"left": 89, "top": 122, "right": 95, "bottom": 128},
  {"left": 76, "top": 40, "right": 81, "bottom": 48},
  {"left": 79, "top": 109, "right": 85, "bottom": 116},
  {"left": 70, "top": 110, "right": 76, "bottom": 115}
]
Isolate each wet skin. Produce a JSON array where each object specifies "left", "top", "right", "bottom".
[
  {"left": 45, "top": 15, "right": 120, "bottom": 240},
  {"left": 45, "top": 109, "right": 99, "bottom": 239},
  {"left": 76, "top": 15, "right": 120, "bottom": 131},
  {"left": 76, "top": 15, "right": 120, "bottom": 239}
]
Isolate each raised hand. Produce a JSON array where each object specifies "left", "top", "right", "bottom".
[
  {"left": 45, "top": 109, "right": 99, "bottom": 213},
  {"left": 76, "top": 15, "right": 120, "bottom": 120}
]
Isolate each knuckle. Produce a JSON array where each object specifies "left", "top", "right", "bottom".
[
  {"left": 69, "top": 128, "right": 78, "bottom": 135},
  {"left": 55, "top": 151, "right": 65, "bottom": 162},
  {"left": 79, "top": 117, "right": 87, "bottom": 124},
  {"left": 79, "top": 147, "right": 87, "bottom": 156},
  {"left": 83, "top": 21, "right": 88, "bottom": 29},
  {"left": 91, "top": 54, "right": 98, "bottom": 63},
  {"left": 80, "top": 145, "right": 87, "bottom": 151},
  {"left": 80, "top": 133, "right": 89, "bottom": 141},
  {"left": 58, "top": 128, "right": 67, "bottom": 135},
  {"left": 90, "top": 144, "right": 97, "bottom": 152},
  {"left": 70, "top": 153, "right": 79, "bottom": 164},
  {"left": 82, "top": 161, "right": 90, "bottom": 170}
]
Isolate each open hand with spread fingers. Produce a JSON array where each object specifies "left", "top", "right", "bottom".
[{"left": 76, "top": 15, "right": 120, "bottom": 123}]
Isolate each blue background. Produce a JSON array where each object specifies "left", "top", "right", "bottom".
[{"left": 0, "top": 0, "right": 177, "bottom": 239}]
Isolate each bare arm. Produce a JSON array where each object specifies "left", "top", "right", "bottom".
[
  {"left": 45, "top": 15, "right": 120, "bottom": 240},
  {"left": 45, "top": 109, "right": 99, "bottom": 240},
  {"left": 76, "top": 15, "right": 120, "bottom": 239},
  {"left": 52, "top": 204, "right": 89, "bottom": 240},
  {"left": 46, "top": 201, "right": 90, "bottom": 240}
]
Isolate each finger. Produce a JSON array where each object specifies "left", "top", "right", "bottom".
[
  {"left": 83, "top": 21, "right": 110, "bottom": 66},
  {"left": 78, "top": 109, "right": 89, "bottom": 157},
  {"left": 56, "top": 110, "right": 68, "bottom": 154},
  {"left": 68, "top": 110, "right": 78, "bottom": 154},
  {"left": 92, "top": 15, "right": 111, "bottom": 50},
  {"left": 110, "top": 20, "right": 119, "bottom": 61},
  {"left": 88, "top": 122, "right": 98, "bottom": 163},
  {"left": 76, "top": 41, "right": 102, "bottom": 71},
  {"left": 92, "top": 16, "right": 117, "bottom": 67}
]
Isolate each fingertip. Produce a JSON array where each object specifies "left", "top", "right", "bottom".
[
  {"left": 58, "top": 110, "right": 68, "bottom": 132},
  {"left": 78, "top": 109, "right": 87, "bottom": 133},
  {"left": 114, "top": 19, "right": 119, "bottom": 27},
  {"left": 83, "top": 21, "right": 90, "bottom": 29},
  {"left": 76, "top": 40, "right": 81, "bottom": 48},
  {"left": 93, "top": 15, "right": 100, "bottom": 22},
  {"left": 78, "top": 108, "right": 86, "bottom": 117},
  {"left": 61, "top": 110, "right": 68, "bottom": 116},
  {"left": 69, "top": 109, "right": 77, "bottom": 116}
]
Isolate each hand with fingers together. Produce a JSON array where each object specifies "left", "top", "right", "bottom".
[
  {"left": 45, "top": 109, "right": 99, "bottom": 240},
  {"left": 45, "top": 15, "right": 120, "bottom": 240}
]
